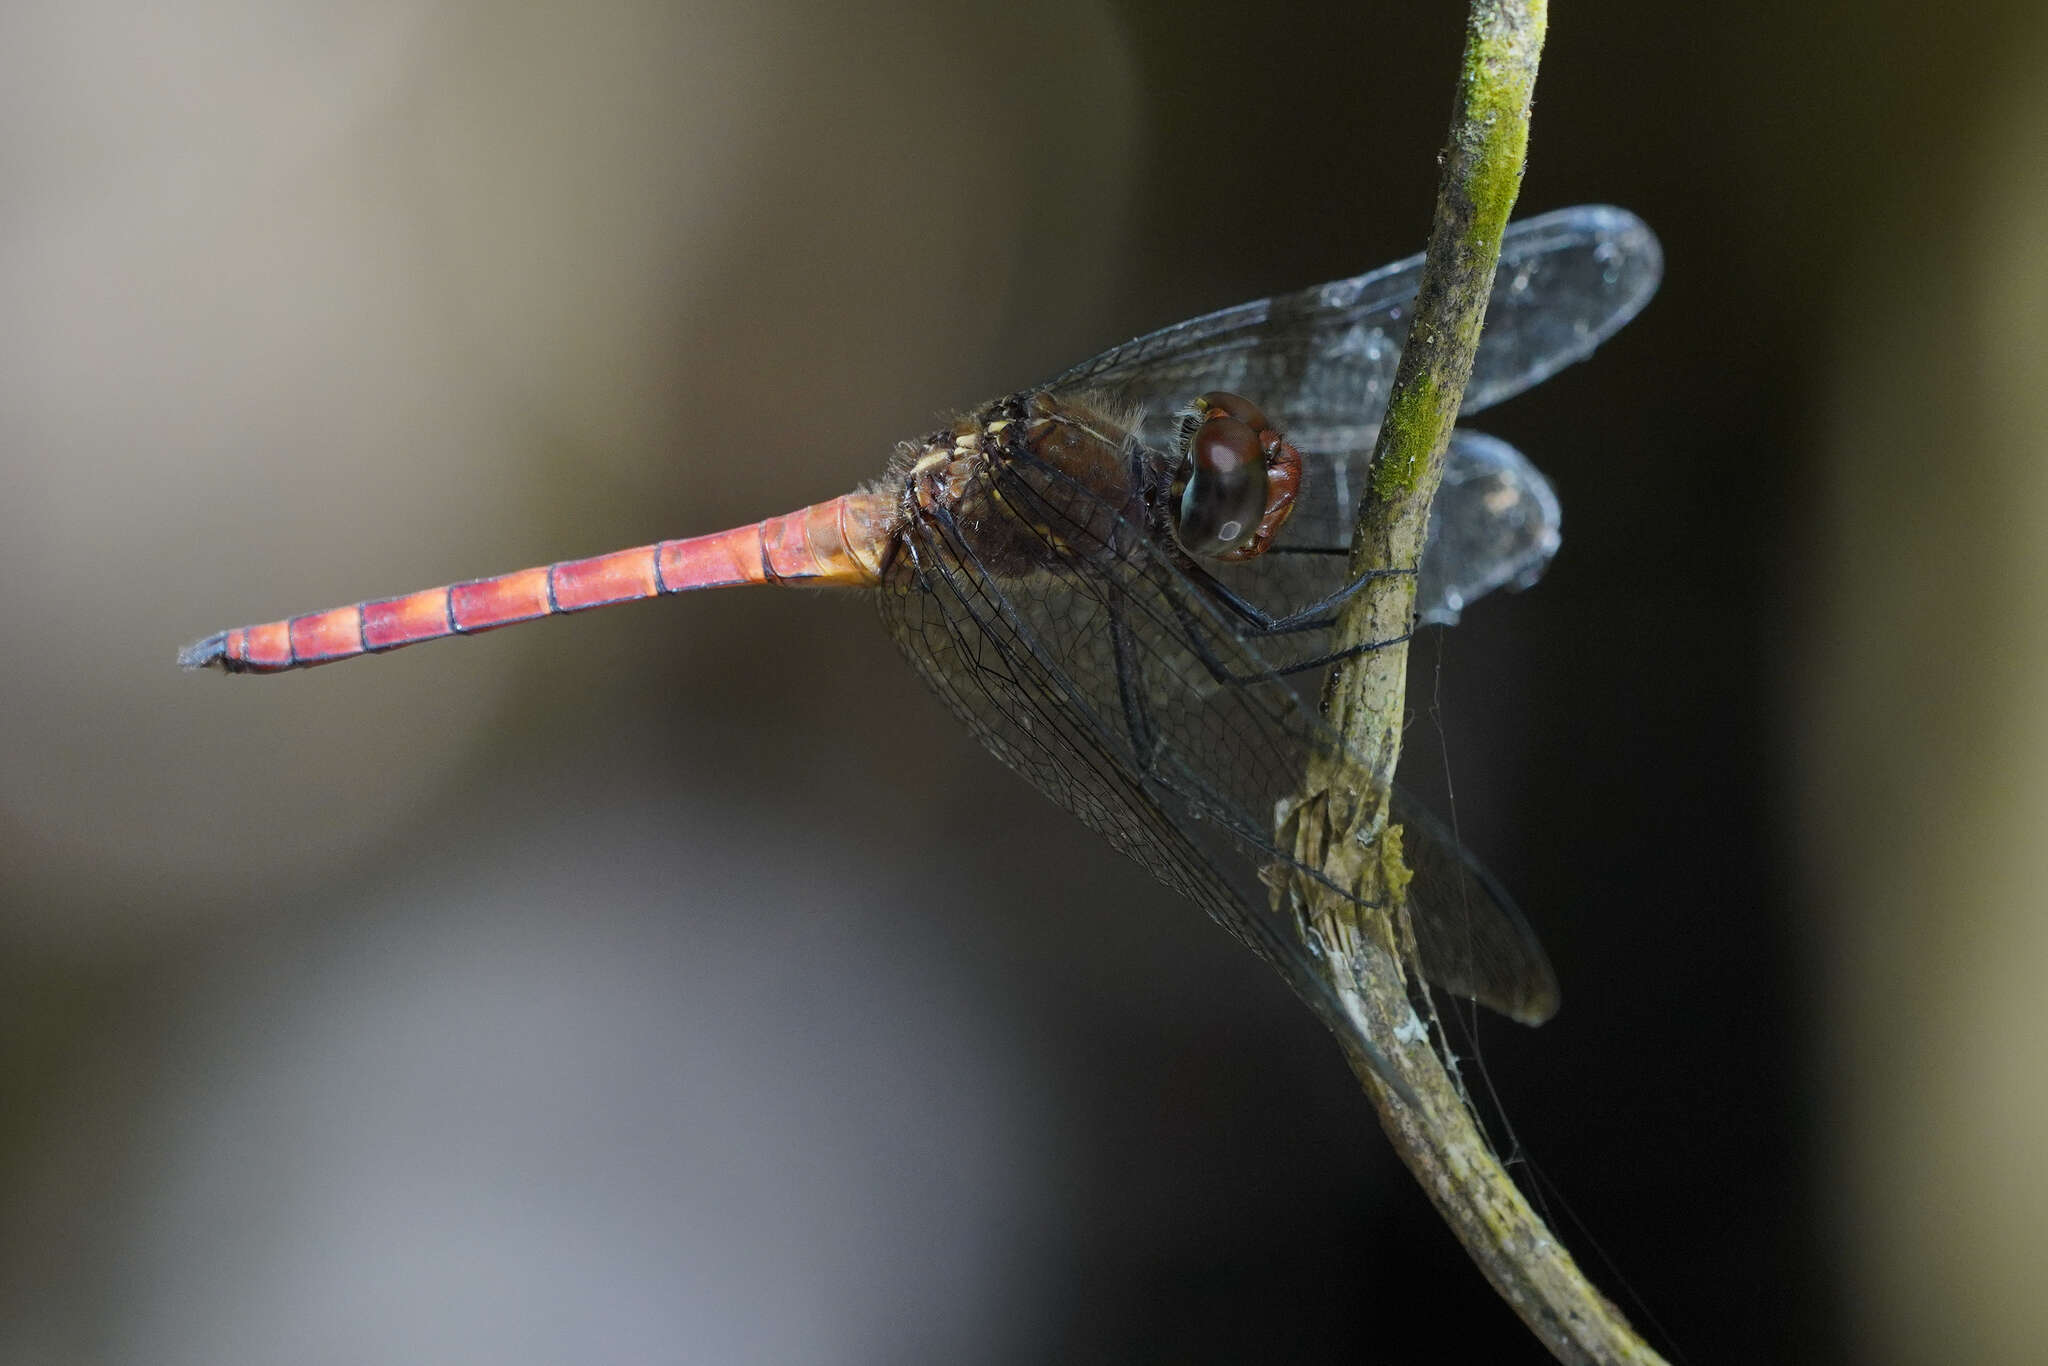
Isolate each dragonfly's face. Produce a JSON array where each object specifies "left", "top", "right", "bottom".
[{"left": 1169, "top": 391, "right": 1302, "bottom": 562}]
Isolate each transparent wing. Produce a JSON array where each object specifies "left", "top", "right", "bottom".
[
  {"left": 875, "top": 492, "right": 1389, "bottom": 1067},
  {"left": 876, "top": 436, "right": 1559, "bottom": 1033},
  {"left": 1046, "top": 204, "right": 1662, "bottom": 455},
  {"left": 1395, "top": 792, "right": 1559, "bottom": 1026}
]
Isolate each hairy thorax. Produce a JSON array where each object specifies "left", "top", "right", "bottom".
[{"left": 887, "top": 390, "right": 1152, "bottom": 585}]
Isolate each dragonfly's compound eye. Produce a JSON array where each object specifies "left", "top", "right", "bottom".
[
  {"left": 1191, "top": 390, "right": 1273, "bottom": 433},
  {"left": 1176, "top": 415, "right": 1269, "bottom": 557},
  {"left": 1173, "top": 392, "right": 1303, "bottom": 561}
]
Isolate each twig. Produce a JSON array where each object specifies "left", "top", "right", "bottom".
[{"left": 1287, "top": 3, "right": 1669, "bottom": 1362}]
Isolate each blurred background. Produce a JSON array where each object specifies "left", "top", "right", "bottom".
[{"left": 3, "top": 0, "right": 2043, "bottom": 1361}]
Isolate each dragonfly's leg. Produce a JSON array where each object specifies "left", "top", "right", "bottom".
[
  {"left": 1189, "top": 625, "right": 1416, "bottom": 685},
  {"left": 1156, "top": 566, "right": 1417, "bottom": 686},
  {"left": 1246, "top": 565, "right": 1416, "bottom": 635},
  {"left": 1107, "top": 601, "right": 1162, "bottom": 768},
  {"left": 1172, "top": 550, "right": 1416, "bottom": 638},
  {"left": 1108, "top": 597, "right": 1282, "bottom": 838},
  {"left": 1247, "top": 627, "right": 1418, "bottom": 680}
]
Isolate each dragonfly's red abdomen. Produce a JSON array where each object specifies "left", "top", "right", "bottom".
[{"left": 182, "top": 492, "right": 899, "bottom": 674}]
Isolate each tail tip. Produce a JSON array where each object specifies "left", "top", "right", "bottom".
[{"left": 178, "top": 632, "right": 230, "bottom": 672}]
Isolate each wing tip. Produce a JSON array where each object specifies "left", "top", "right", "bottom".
[{"left": 1507, "top": 976, "right": 1563, "bottom": 1028}]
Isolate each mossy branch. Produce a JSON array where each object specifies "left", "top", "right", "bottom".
[{"left": 1288, "top": 2, "right": 1669, "bottom": 1361}]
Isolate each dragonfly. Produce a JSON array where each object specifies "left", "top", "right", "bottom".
[{"left": 184, "top": 204, "right": 1661, "bottom": 1093}]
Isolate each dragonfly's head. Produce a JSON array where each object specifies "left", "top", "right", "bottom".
[{"left": 1168, "top": 391, "right": 1302, "bottom": 562}]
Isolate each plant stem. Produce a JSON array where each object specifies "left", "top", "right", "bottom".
[{"left": 1289, "top": 3, "right": 1669, "bottom": 1361}]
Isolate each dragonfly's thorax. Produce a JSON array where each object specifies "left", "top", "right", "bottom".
[{"left": 893, "top": 390, "right": 1160, "bottom": 581}]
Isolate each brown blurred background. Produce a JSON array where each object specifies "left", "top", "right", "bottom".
[{"left": 4, "top": 1, "right": 2044, "bottom": 1361}]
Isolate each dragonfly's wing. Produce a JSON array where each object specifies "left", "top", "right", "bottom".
[
  {"left": 1048, "top": 204, "right": 1647, "bottom": 629},
  {"left": 1211, "top": 428, "right": 1561, "bottom": 629},
  {"left": 878, "top": 496, "right": 1323, "bottom": 975},
  {"left": 1394, "top": 791, "right": 1559, "bottom": 1025},
  {"left": 878, "top": 435, "right": 1559, "bottom": 1035},
  {"left": 1047, "top": 204, "right": 1661, "bottom": 455},
  {"left": 876, "top": 498, "right": 1393, "bottom": 1074}
]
